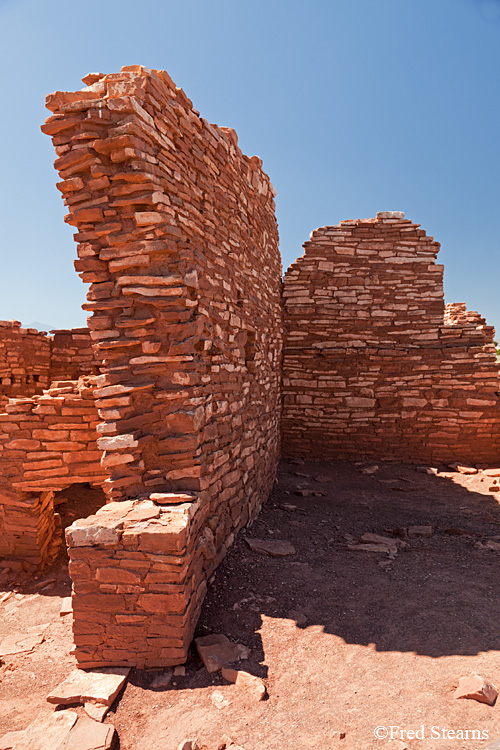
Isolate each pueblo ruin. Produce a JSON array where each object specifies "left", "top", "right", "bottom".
[{"left": 0, "top": 65, "right": 498, "bottom": 668}]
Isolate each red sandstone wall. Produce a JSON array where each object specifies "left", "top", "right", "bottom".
[
  {"left": 50, "top": 327, "right": 100, "bottom": 381},
  {"left": 0, "top": 320, "right": 51, "bottom": 409},
  {"left": 0, "top": 376, "right": 106, "bottom": 568},
  {"left": 0, "top": 322, "right": 99, "bottom": 411},
  {"left": 282, "top": 212, "right": 500, "bottom": 464},
  {"left": 43, "top": 65, "right": 282, "bottom": 666}
]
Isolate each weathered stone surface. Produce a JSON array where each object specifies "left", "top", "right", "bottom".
[
  {"left": 46, "top": 667, "right": 130, "bottom": 706},
  {"left": 221, "top": 668, "right": 267, "bottom": 700},
  {"left": 245, "top": 538, "right": 296, "bottom": 557},
  {"left": 83, "top": 703, "right": 109, "bottom": 722},
  {"left": 454, "top": 674, "right": 498, "bottom": 705},
  {"left": 195, "top": 634, "right": 248, "bottom": 673}
]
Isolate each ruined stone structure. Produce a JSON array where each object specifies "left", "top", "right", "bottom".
[
  {"left": 0, "top": 321, "right": 98, "bottom": 410},
  {"left": 282, "top": 212, "right": 500, "bottom": 464},
  {"left": 0, "top": 68, "right": 498, "bottom": 670},
  {"left": 41, "top": 65, "right": 282, "bottom": 666},
  {"left": 0, "top": 377, "right": 104, "bottom": 569}
]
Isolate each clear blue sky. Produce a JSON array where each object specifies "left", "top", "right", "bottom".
[{"left": 0, "top": 0, "right": 499, "bottom": 336}]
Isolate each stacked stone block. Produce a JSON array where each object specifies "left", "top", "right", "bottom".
[
  {"left": 66, "top": 497, "right": 205, "bottom": 667},
  {"left": 282, "top": 212, "right": 500, "bottom": 464},
  {"left": 43, "top": 65, "right": 282, "bottom": 666}
]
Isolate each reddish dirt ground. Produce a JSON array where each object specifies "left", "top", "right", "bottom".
[{"left": 2, "top": 461, "right": 500, "bottom": 749}]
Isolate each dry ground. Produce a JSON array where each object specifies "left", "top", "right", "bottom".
[{"left": 2, "top": 460, "right": 500, "bottom": 749}]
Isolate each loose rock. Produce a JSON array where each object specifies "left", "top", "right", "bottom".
[
  {"left": 407, "top": 525, "right": 433, "bottom": 538},
  {"left": 195, "top": 634, "right": 249, "bottom": 673},
  {"left": 245, "top": 538, "right": 296, "bottom": 557},
  {"left": 454, "top": 673, "right": 498, "bottom": 705},
  {"left": 221, "top": 668, "right": 267, "bottom": 700}
]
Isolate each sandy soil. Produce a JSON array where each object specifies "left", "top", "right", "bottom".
[{"left": 2, "top": 462, "right": 500, "bottom": 750}]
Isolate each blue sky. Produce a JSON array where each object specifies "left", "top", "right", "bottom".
[{"left": 0, "top": 0, "right": 499, "bottom": 335}]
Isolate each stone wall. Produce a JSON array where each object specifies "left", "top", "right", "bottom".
[
  {"left": 0, "top": 321, "right": 99, "bottom": 410},
  {"left": 0, "top": 377, "right": 106, "bottom": 570},
  {"left": 282, "top": 212, "right": 500, "bottom": 464},
  {"left": 0, "top": 320, "right": 52, "bottom": 409},
  {"left": 42, "top": 65, "right": 282, "bottom": 666},
  {"left": 50, "top": 327, "right": 99, "bottom": 381}
]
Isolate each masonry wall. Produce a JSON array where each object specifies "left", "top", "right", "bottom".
[
  {"left": 0, "top": 321, "right": 99, "bottom": 411},
  {"left": 282, "top": 212, "right": 500, "bottom": 464},
  {"left": 43, "top": 65, "right": 282, "bottom": 666},
  {"left": 50, "top": 327, "right": 99, "bottom": 381},
  {"left": 0, "top": 376, "right": 106, "bottom": 569},
  {"left": 0, "top": 320, "right": 52, "bottom": 409}
]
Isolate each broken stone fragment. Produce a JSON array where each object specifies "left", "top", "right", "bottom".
[
  {"left": 211, "top": 690, "right": 232, "bottom": 709},
  {"left": 407, "top": 525, "right": 433, "bottom": 538},
  {"left": 347, "top": 543, "right": 398, "bottom": 554},
  {"left": 280, "top": 503, "right": 297, "bottom": 512},
  {"left": 245, "top": 538, "right": 296, "bottom": 556},
  {"left": 456, "top": 465, "right": 478, "bottom": 474},
  {"left": 174, "top": 665, "right": 186, "bottom": 677},
  {"left": 195, "top": 634, "right": 249, "bottom": 673},
  {"left": 454, "top": 673, "right": 498, "bottom": 705},
  {"left": 221, "top": 667, "right": 267, "bottom": 700},
  {"left": 359, "top": 532, "right": 400, "bottom": 547},
  {"left": 295, "top": 489, "right": 325, "bottom": 497},
  {"left": 46, "top": 667, "right": 130, "bottom": 707},
  {"left": 483, "top": 468, "right": 500, "bottom": 477},
  {"left": 84, "top": 702, "right": 109, "bottom": 722},
  {"left": 177, "top": 740, "right": 199, "bottom": 750},
  {"left": 60, "top": 597, "right": 72, "bottom": 616},
  {"left": 150, "top": 669, "right": 173, "bottom": 689},
  {"left": 359, "top": 464, "right": 379, "bottom": 474}
]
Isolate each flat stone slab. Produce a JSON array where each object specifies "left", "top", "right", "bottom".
[
  {"left": 0, "top": 710, "right": 77, "bottom": 750},
  {"left": 46, "top": 667, "right": 130, "bottom": 707},
  {"left": 60, "top": 715, "right": 115, "bottom": 749},
  {"left": 245, "top": 538, "right": 296, "bottom": 557},
  {"left": 0, "top": 632, "right": 45, "bottom": 657}
]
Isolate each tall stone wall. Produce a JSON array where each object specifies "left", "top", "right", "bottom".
[
  {"left": 282, "top": 212, "right": 500, "bottom": 464},
  {"left": 42, "top": 65, "right": 282, "bottom": 666}
]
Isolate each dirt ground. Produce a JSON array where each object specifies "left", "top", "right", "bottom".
[{"left": 2, "top": 461, "right": 500, "bottom": 749}]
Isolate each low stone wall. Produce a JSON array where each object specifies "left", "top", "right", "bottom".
[
  {"left": 282, "top": 212, "right": 500, "bottom": 464},
  {"left": 0, "top": 377, "right": 106, "bottom": 569}
]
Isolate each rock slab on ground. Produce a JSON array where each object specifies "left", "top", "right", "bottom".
[{"left": 46, "top": 667, "right": 130, "bottom": 707}]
